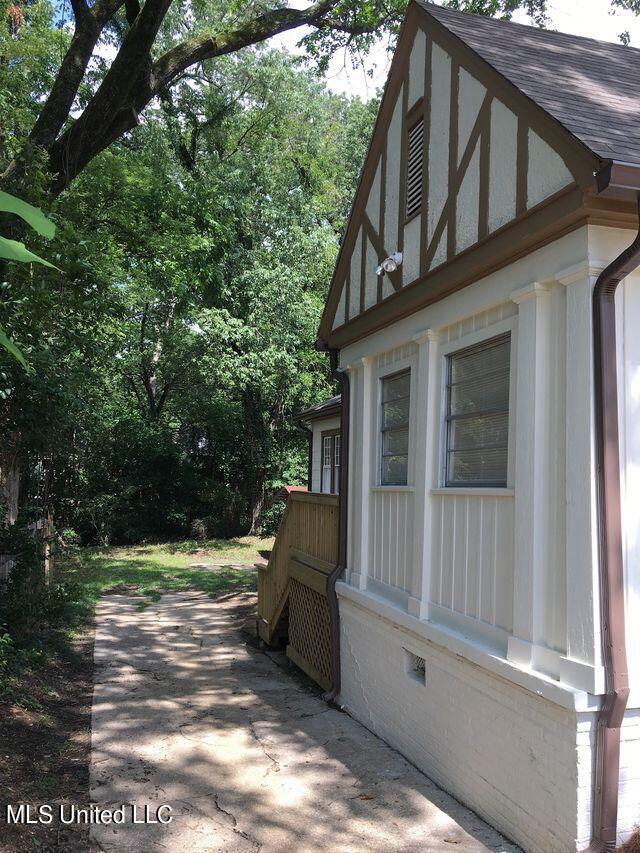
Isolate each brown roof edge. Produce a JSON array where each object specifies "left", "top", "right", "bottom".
[
  {"left": 586, "top": 195, "right": 640, "bottom": 852},
  {"left": 294, "top": 395, "right": 342, "bottom": 423},
  {"left": 323, "top": 349, "right": 349, "bottom": 705}
]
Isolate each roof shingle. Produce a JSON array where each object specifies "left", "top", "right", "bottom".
[{"left": 418, "top": 2, "right": 640, "bottom": 166}]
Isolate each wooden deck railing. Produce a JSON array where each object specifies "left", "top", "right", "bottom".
[{"left": 257, "top": 491, "right": 339, "bottom": 687}]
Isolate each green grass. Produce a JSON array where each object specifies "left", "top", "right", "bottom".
[{"left": 56, "top": 536, "right": 273, "bottom": 615}]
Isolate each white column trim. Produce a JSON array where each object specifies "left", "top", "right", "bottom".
[
  {"left": 510, "top": 280, "right": 550, "bottom": 305},
  {"left": 350, "top": 357, "right": 372, "bottom": 591},
  {"left": 559, "top": 267, "right": 604, "bottom": 687},
  {"left": 507, "top": 281, "right": 554, "bottom": 672},
  {"left": 408, "top": 329, "right": 440, "bottom": 619}
]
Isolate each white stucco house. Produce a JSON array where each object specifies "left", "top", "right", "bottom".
[{"left": 261, "top": 3, "right": 640, "bottom": 851}]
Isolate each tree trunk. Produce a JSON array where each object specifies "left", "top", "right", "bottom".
[
  {"left": 248, "top": 488, "right": 266, "bottom": 536},
  {"left": 0, "top": 431, "right": 21, "bottom": 525}
]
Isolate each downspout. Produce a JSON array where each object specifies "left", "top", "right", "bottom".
[
  {"left": 588, "top": 194, "right": 640, "bottom": 851},
  {"left": 324, "top": 347, "right": 350, "bottom": 704},
  {"left": 294, "top": 422, "right": 313, "bottom": 491}
]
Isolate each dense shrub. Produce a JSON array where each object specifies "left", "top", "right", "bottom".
[
  {"left": 0, "top": 523, "right": 81, "bottom": 639},
  {"left": 259, "top": 499, "right": 286, "bottom": 539}
]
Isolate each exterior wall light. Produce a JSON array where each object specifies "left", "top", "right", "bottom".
[{"left": 376, "top": 252, "right": 403, "bottom": 276}]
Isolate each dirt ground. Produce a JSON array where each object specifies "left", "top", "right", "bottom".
[{"left": 0, "top": 628, "right": 94, "bottom": 852}]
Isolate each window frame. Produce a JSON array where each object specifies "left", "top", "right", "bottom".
[
  {"left": 379, "top": 368, "right": 412, "bottom": 487},
  {"left": 438, "top": 322, "right": 517, "bottom": 491},
  {"left": 320, "top": 429, "right": 341, "bottom": 494}
]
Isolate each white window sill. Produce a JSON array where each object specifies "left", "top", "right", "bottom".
[
  {"left": 371, "top": 486, "right": 415, "bottom": 493},
  {"left": 336, "top": 582, "right": 596, "bottom": 712},
  {"left": 431, "top": 487, "right": 514, "bottom": 497}
]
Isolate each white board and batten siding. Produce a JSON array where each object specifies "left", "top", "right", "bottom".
[
  {"left": 340, "top": 220, "right": 634, "bottom": 699},
  {"left": 329, "top": 10, "right": 613, "bottom": 694}
]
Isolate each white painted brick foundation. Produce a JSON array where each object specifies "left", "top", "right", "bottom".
[
  {"left": 618, "top": 711, "right": 640, "bottom": 844},
  {"left": 338, "top": 595, "right": 640, "bottom": 852}
]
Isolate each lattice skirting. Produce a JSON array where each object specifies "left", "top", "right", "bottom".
[{"left": 287, "top": 577, "right": 331, "bottom": 690}]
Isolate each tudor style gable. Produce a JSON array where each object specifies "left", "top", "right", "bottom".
[{"left": 319, "top": 3, "right": 600, "bottom": 346}]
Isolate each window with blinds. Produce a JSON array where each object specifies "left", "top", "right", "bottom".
[
  {"left": 445, "top": 335, "right": 511, "bottom": 487},
  {"left": 406, "top": 117, "right": 424, "bottom": 219},
  {"left": 380, "top": 370, "right": 411, "bottom": 485}
]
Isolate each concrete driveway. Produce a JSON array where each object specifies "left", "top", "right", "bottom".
[{"left": 90, "top": 591, "right": 520, "bottom": 852}]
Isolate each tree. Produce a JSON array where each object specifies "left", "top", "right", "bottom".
[
  {"left": 0, "top": 45, "right": 375, "bottom": 541},
  {"left": 0, "top": 0, "right": 402, "bottom": 195},
  {"left": 0, "top": 0, "right": 575, "bottom": 537},
  {"left": 0, "top": 0, "right": 560, "bottom": 198}
]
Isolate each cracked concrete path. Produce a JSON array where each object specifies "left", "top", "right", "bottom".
[{"left": 90, "top": 591, "right": 520, "bottom": 853}]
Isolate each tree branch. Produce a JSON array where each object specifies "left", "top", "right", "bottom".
[
  {"left": 152, "top": 1, "right": 336, "bottom": 93},
  {"left": 70, "top": 0, "right": 90, "bottom": 24},
  {"left": 38, "top": 0, "right": 397, "bottom": 194},
  {"left": 5, "top": 0, "right": 126, "bottom": 167},
  {"left": 124, "top": 0, "right": 141, "bottom": 26}
]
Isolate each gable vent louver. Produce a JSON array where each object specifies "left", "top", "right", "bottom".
[{"left": 406, "top": 117, "right": 424, "bottom": 219}]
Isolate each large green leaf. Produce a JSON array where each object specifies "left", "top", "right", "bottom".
[
  {"left": 0, "top": 190, "right": 56, "bottom": 238},
  {"left": 0, "top": 324, "right": 26, "bottom": 368},
  {"left": 0, "top": 234, "right": 59, "bottom": 269}
]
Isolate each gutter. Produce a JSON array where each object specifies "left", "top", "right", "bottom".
[
  {"left": 587, "top": 195, "right": 640, "bottom": 851},
  {"left": 323, "top": 347, "right": 350, "bottom": 704}
]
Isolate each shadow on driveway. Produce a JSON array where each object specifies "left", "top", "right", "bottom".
[{"left": 90, "top": 591, "right": 520, "bottom": 852}]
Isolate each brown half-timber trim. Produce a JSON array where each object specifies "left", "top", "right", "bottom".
[
  {"left": 321, "top": 5, "right": 421, "bottom": 334},
  {"left": 327, "top": 182, "right": 582, "bottom": 348},
  {"left": 323, "top": 349, "right": 350, "bottom": 705},
  {"left": 378, "top": 141, "right": 387, "bottom": 303},
  {"left": 419, "top": 36, "right": 432, "bottom": 276},
  {"left": 344, "top": 271, "right": 350, "bottom": 325},
  {"left": 447, "top": 60, "right": 459, "bottom": 261},
  {"left": 478, "top": 99, "right": 491, "bottom": 240},
  {"left": 424, "top": 90, "right": 492, "bottom": 273},
  {"left": 406, "top": 95, "right": 425, "bottom": 126},
  {"left": 414, "top": 4, "right": 599, "bottom": 190},
  {"left": 318, "top": 0, "right": 603, "bottom": 342},
  {"left": 363, "top": 213, "right": 402, "bottom": 292},
  {"left": 359, "top": 228, "right": 367, "bottom": 314},
  {"left": 398, "top": 79, "right": 410, "bottom": 249},
  {"left": 516, "top": 116, "right": 529, "bottom": 215},
  {"left": 586, "top": 196, "right": 640, "bottom": 853}
]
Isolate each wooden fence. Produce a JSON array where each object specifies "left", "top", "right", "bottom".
[{"left": 257, "top": 491, "right": 339, "bottom": 689}]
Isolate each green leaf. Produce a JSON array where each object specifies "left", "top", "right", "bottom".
[
  {"left": 0, "top": 235, "right": 60, "bottom": 269},
  {"left": 0, "top": 324, "right": 26, "bottom": 368},
  {"left": 0, "top": 190, "right": 56, "bottom": 238}
]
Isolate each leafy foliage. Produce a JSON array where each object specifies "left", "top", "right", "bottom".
[
  {"left": 0, "top": 189, "right": 58, "bottom": 365},
  {"left": 1, "top": 40, "right": 375, "bottom": 542},
  {"left": 1, "top": 0, "right": 631, "bottom": 545}
]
